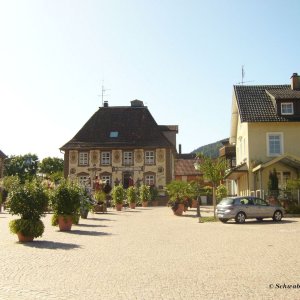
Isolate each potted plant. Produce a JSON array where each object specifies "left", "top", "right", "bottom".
[
  {"left": 166, "top": 181, "right": 191, "bottom": 216},
  {"left": 80, "top": 188, "right": 94, "bottom": 219},
  {"left": 93, "top": 190, "right": 107, "bottom": 213},
  {"left": 111, "top": 185, "right": 125, "bottom": 211},
  {"left": 139, "top": 184, "right": 151, "bottom": 207},
  {"left": 7, "top": 179, "right": 49, "bottom": 242},
  {"left": 127, "top": 186, "right": 138, "bottom": 209},
  {"left": 50, "top": 180, "right": 81, "bottom": 231}
]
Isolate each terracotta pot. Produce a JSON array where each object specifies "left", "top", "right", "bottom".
[
  {"left": 174, "top": 203, "right": 184, "bottom": 216},
  {"left": 192, "top": 199, "right": 198, "bottom": 208},
  {"left": 116, "top": 203, "right": 123, "bottom": 211},
  {"left": 129, "top": 203, "right": 136, "bottom": 209},
  {"left": 142, "top": 201, "right": 148, "bottom": 207},
  {"left": 58, "top": 215, "right": 73, "bottom": 231},
  {"left": 17, "top": 232, "right": 34, "bottom": 243}
]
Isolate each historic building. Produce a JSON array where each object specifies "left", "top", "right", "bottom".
[{"left": 60, "top": 100, "right": 178, "bottom": 192}]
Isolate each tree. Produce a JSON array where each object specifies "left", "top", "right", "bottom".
[
  {"left": 4, "top": 154, "right": 39, "bottom": 183},
  {"left": 268, "top": 168, "right": 279, "bottom": 197},
  {"left": 194, "top": 153, "right": 227, "bottom": 217},
  {"left": 39, "top": 157, "right": 64, "bottom": 181}
]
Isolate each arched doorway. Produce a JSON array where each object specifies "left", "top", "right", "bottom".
[{"left": 123, "top": 172, "right": 133, "bottom": 189}]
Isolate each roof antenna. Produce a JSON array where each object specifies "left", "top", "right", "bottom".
[
  {"left": 99, "top": 80, "right": 110, "bottom": 106},
  {"left": 237, "top": 65, "right": 254, "bottom": 85}
]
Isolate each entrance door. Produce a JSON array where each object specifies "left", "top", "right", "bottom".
[{"left": 123, "top": 172, "right": 133, "bottom": 189}]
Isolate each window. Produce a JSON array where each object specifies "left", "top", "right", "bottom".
[
  {"left": 101, "top": 175, "right": 111, "bottom": 185},
  {"left": 78, "top": 175, "right": 89, "bottom": 186},
  {"left": 123, "top": 151, "right": 133, "bottom": 165},
  {"left": 110, "top": 131, "right": 119, "bottom": 138},
  {"left": 267, "top": 133, "right": 283, "bottom": 156},
  {"left": 281, "top": 103, "right": 294, "bottom": 115},
  {"left": 101, "top": 152, "right": 111, "bottom": 165},
  {"left": 145, "top": 151, "right": 155, "bottom": 164},
  {"left": 145, "top": 174, "right": 155, "bottom": 186},
  {"left": 79, "top": 152, "right": 89, "bottom": 165}
]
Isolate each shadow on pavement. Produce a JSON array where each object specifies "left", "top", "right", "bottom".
[
  {"left": 87, "top": 217, "right": 115, "bottom": 222},
  {"left": 64, "top": 229, "right": 112, "bottom": 236},
  {"left": 225, "top": 219, "right": 297, "bottom": 225},
  {"left": 75, "top": 223, "right": 108, "bottom": 228},
  {"left": 22, "top": 240, "right": 81, "bottom": 250}
]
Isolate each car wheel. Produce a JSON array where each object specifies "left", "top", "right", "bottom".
[
  {"left": 219, "top": 218, "right": 229, "bottom": 223},
  {"left": 256, "top": 218, "right": 264, "bottom": 222},
  {"left": 235, "top": 212, "right": 246, "bottom": 224},
  {"left": 273, "top": 210, "right": 282, "bottom": 222}
]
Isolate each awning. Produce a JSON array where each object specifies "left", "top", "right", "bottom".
[
  {"left": 252, "top": 154, "right": 300, "bottom": 172},
  {"left": 224, "top": 163, "right": 248, "bottom": 180}
]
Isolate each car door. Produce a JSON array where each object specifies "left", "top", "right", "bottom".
[
  {"left": 239, "top": 197, "right": 256, "bottom": 218},
  {"left": 254, "top": 198, "right": 274, "bottom": 217}
]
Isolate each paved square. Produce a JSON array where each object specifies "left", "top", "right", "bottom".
[{"left": 0, "top": 207, "right": 299, "bottom": 299}]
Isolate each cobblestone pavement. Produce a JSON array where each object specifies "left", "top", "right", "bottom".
[{"left": 0, "top": 206, "right": 299, "bottom": 300}]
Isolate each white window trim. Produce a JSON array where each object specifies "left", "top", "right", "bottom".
[
  {"left": 123, "top": 151, "right": 133, "bottom": 166},
  {"left": 101, "top": 151, "right": 111, "bottom": 165},
  {"left": 79, "top": 152, "right": 89, "bottom": 166},
  {"left": 281, "top": 102, "right": 294, "bottom": 115},
  {"left": 145, "top": 150, "right": 155, "bottom": 165},
  {"left": 145, "top": 174, "right": 155, "bottom": 186},
  {"left": 266, "top": 132, "right": 284, "bottom": 157}
]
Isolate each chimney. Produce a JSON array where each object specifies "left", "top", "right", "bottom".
[
  {"left": 131, "top": 99, "right": 144, "bottom": 107},
  {"left": 291, "top": 73, "right": 300, "bottom": 90},
  {"left": 103, "top": 101, "right": 109, "bottom": 107},
  {"left": 178, "top": 144, "right": 182, "bottom": 154}
]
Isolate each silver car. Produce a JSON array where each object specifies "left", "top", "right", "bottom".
[{"left": 216, "top": 196, "right": 284, "bottom": 224}]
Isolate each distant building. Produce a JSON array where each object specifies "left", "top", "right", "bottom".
[
  {"left": 175, "top": 153, "right": 200, "bottom": 182},
  {"left": 0, "top": 150, "right": 7, "bottom": 178},
  {"left": 60, "top": 100, "right": 178, "bottom": 193}
]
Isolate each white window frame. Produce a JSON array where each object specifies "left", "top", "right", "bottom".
[
  {"left": 145, "top": 174, "right": 155, "bottom": 186},
  {"left": 281, "top": 102, "right": 294, "bottom": 115},
  {"left": 123, "top": 151, "right": 133, "bottom": 166},
  {"left": 79, "top": 152, "right": 89, "bottom": 166},
  {"left": 145, "top": 150, "right": 155, "bottom": 165},
  {"left": 267, "top": 132, "right": 283, "bottom": 157},
  {"left": 101, "top": 152, "right": 111, "bottom": 165},
  {"left": 78, "top": 175, "right": 89, "bottom": 186}
]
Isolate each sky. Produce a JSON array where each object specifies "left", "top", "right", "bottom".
[{"left": 1, "top": 0, "right": 300, "bottom": 160}]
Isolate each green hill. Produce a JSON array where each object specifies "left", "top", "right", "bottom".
[{"left": 192, "top": 139, "right": 227, "bottom": 158}]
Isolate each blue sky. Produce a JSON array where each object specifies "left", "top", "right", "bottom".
[{"left": 1, "top": 0, "right": 299, "bottom": 159}]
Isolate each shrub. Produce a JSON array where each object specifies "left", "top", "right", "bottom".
[
  {"left": 139, "top": 184, "right": 151, "bottom": 203},
  {"left": 7, "top": 179, "right": 48, "bottom": 220},
  {"left": 9, "top": 219, "right": 44, "bottom": 238},
  {"left": 50, "top": 180, "right": 82, "bottom": 216},
  {"left": 127, "top": 186, "right": 138, "bottom": 204},
  {"left": 111, "top": 185, "right": 125, "bottom": 205}
]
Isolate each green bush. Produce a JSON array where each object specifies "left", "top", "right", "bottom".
[
  {"left": 7, "top": 179, "right": 48, "bottom": 220},
  {"left": 127, "top": 186, "right": 138, "bottom": 204},
  {"left": 50, "top": 180, "right": 82, "bottom": 216},
  {"left": 111, "top": 185, "right": 125, "bottom": 205},
  {"left": 139, "top": 184, "right": 151, "bottom": 203},
  {"left": 9, "top": 219, "right": 44, "bottom": 238},
  {"left": 286, "top": 204, "right": 300, "bottom": 214}
]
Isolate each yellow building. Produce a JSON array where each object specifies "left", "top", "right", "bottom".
[
  {"left": 225, "top": 73, "right": 300, "bottom": 198},
  {"left": 60, "top": 100, "right": 178, "bottom": 194}
]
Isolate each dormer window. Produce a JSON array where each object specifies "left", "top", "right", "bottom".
[
  {"left": 110, "top": 131, "right": 119, "bottom": 138},
  {"left": 281, "top": 102, "right": 294, "bottom": 115}
]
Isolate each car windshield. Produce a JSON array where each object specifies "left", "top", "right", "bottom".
[{"left": 219, "top": 198, "right": 235, "bottom": 205}]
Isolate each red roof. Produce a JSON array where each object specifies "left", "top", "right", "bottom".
[{"left": 175, "top": 159, "right": 200, "bottom": 176}]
